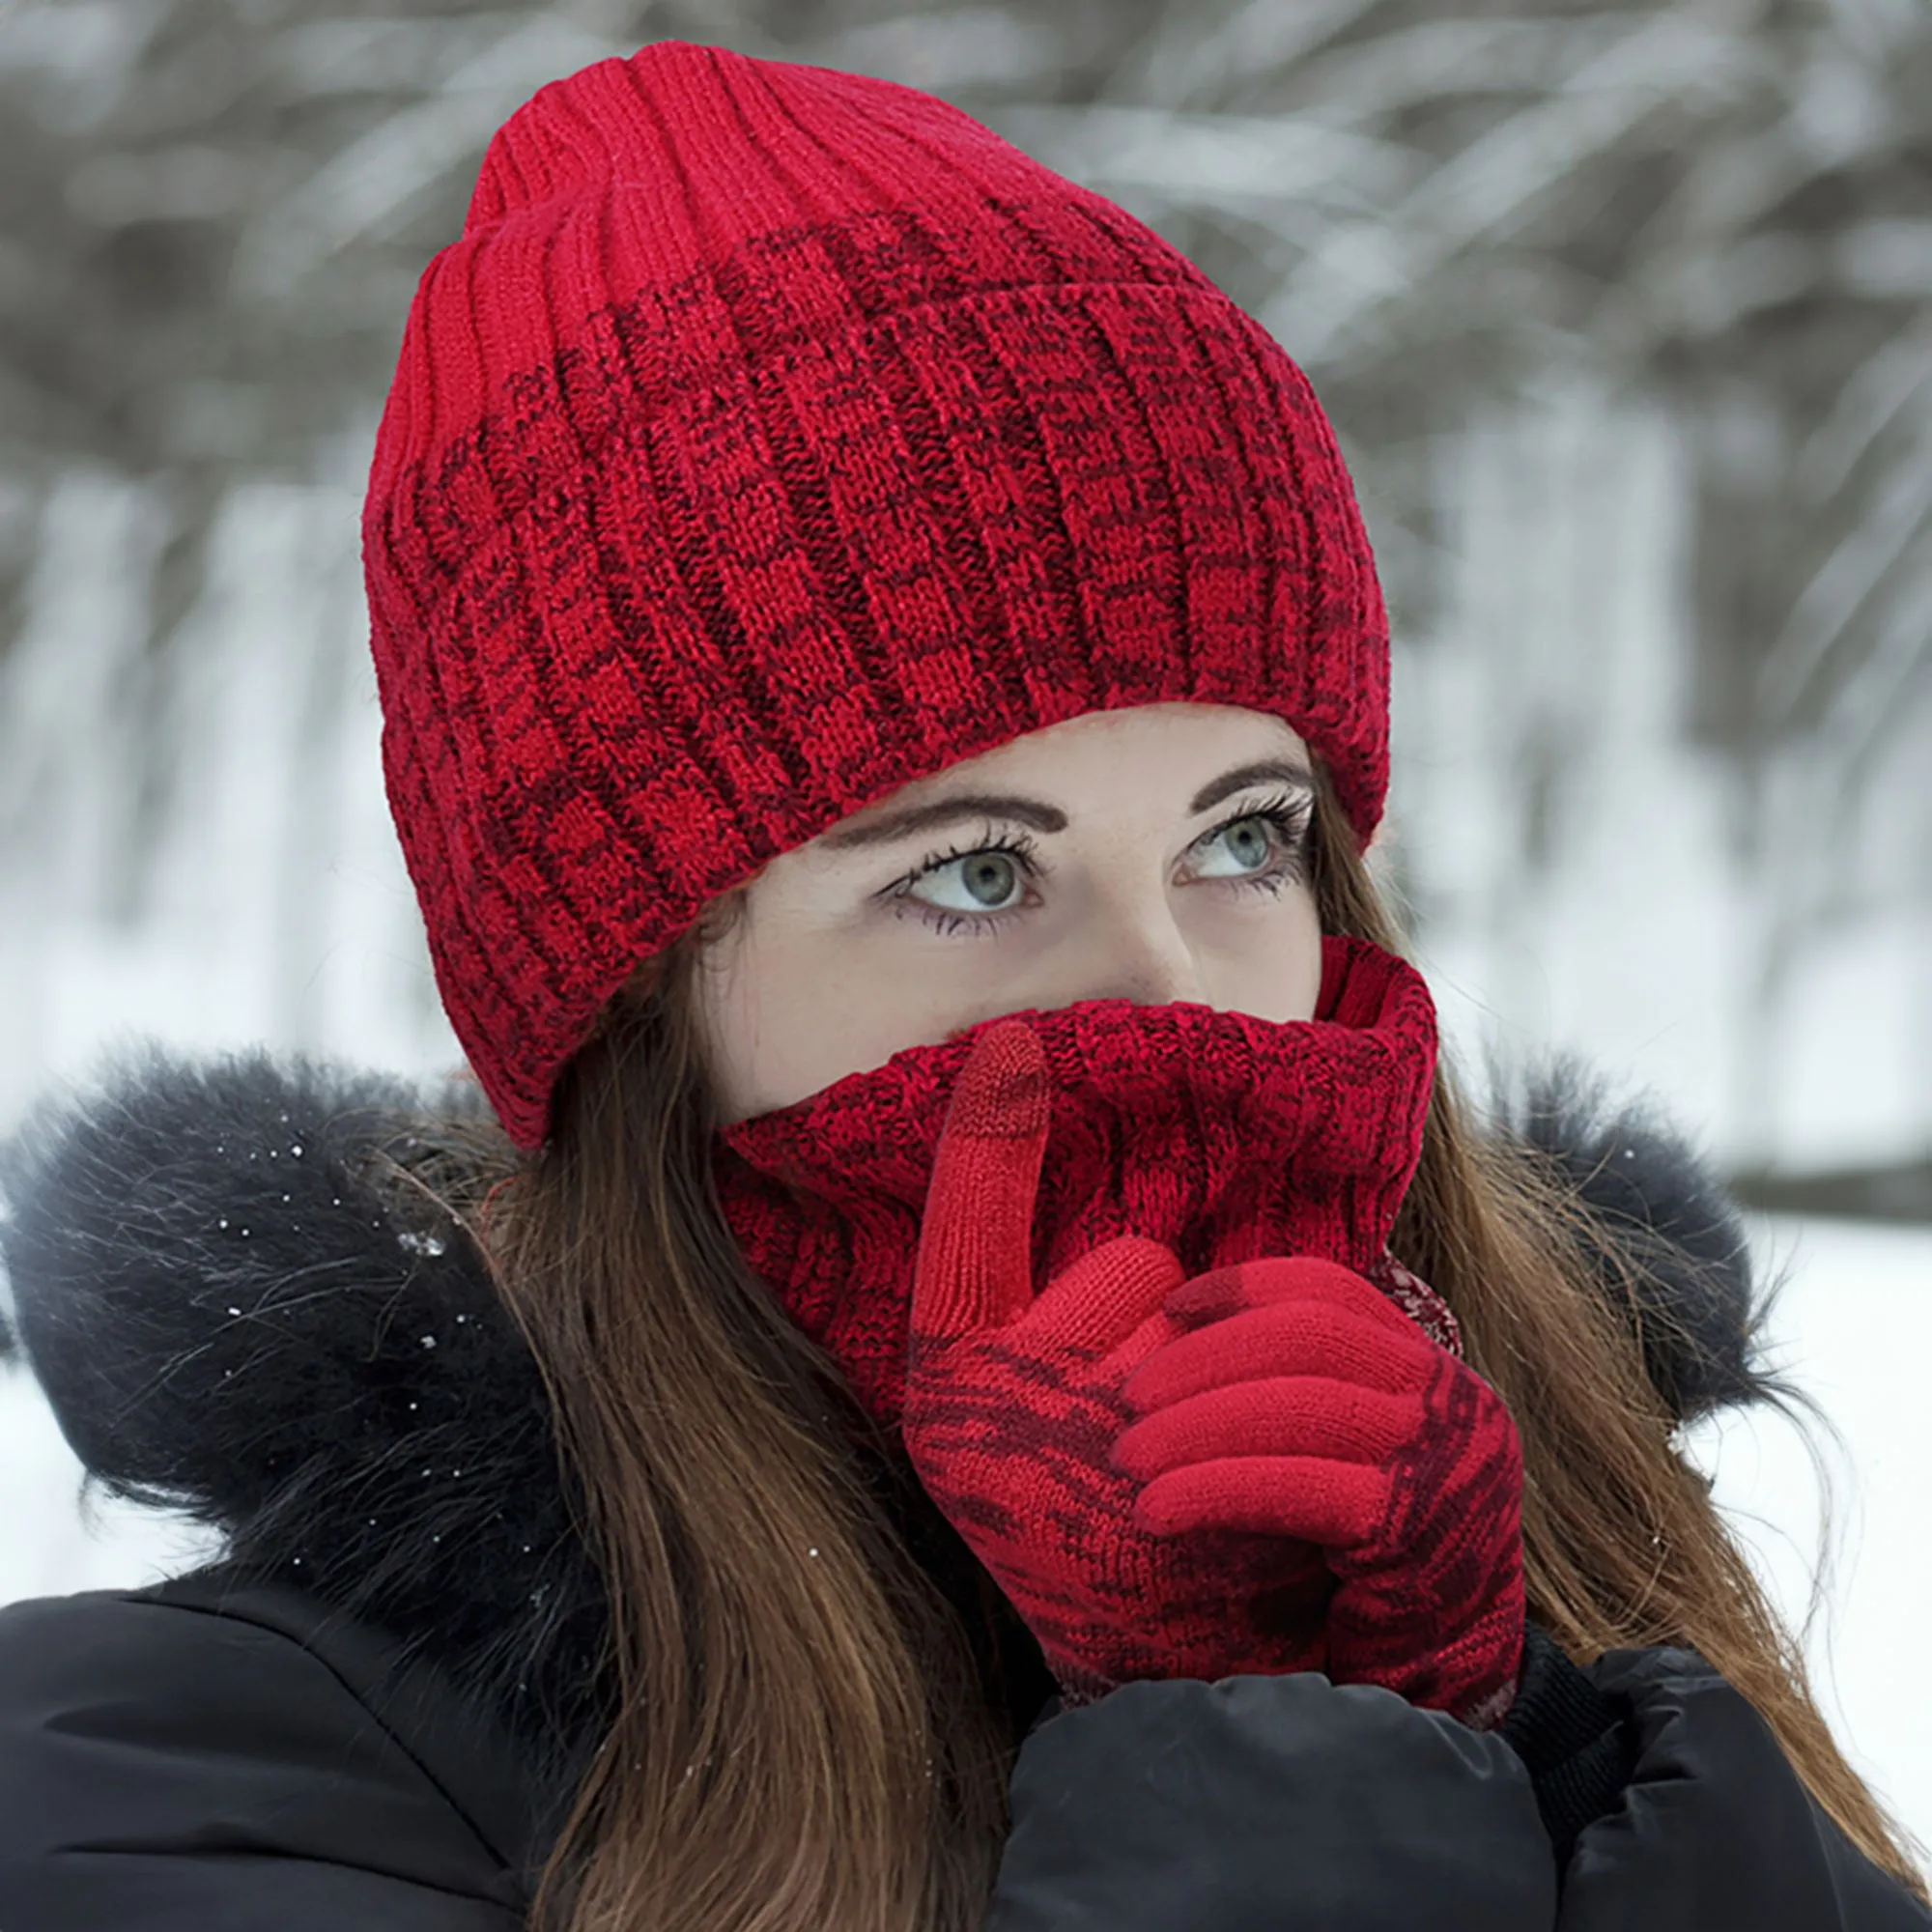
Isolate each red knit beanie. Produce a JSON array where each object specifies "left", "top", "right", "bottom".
[{"left": 364, "top": 40, "right": 1391, "bottom": 1150}]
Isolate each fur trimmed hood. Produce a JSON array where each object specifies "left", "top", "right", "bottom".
[{"left": 0, "top": 1047, "right": 1773, "bottom": 1784}]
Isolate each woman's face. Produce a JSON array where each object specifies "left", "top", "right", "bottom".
[{"left": 694, "top": 702, "right": 1325, "bottom": 1126}]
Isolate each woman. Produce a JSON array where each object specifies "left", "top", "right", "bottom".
[{"left": 0, "top": 37, "right": 1925, "bottom": 1932}]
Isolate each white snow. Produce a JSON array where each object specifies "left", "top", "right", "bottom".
[
  {"left": 1682, "top": 1212, "right": 1932, "bottom": 1867},
  {"left": 0, "top": 1376, "right": 226, "bottom": 1603}
]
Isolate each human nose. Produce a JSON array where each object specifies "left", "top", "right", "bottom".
[{"left": 1058, "top": 891, "right": 1207, "bottom": 1009}]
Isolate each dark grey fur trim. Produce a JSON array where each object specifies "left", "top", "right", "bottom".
[
  {"left": 1494, "top": 1058, "right": 1772, "bottom": 1422},
  {"left": 0, "top": 1049, "right": 611, "bottom": 1801}
]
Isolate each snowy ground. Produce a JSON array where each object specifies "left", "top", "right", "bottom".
[
  {"left": 1, "top": 1208, "right": 1926, "bottom": 1865},
  {"left": 1676, "top": 1214, "right": 1932, "bottom": 1866}
]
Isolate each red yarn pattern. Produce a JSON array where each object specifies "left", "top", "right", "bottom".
[
  {"left": 364, "top": 42, "right": 1391, "bottom": 1147},
  {"left": 1119, "top": 1257, "right": 1524, "bottom": 1723},
  {"left": 890, "top": 992, "right": 1520, "bottom": 1719},
  {"left": 714, "top": 934, "right": 1442, "bottom": 1432},
  {"left": 908, "top": 1277, "right": 1337, "bottom": 1698}
]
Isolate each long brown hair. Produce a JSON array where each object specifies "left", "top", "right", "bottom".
[{"left": 448, "top": 761, "right": 1925, "bottom": 1930}]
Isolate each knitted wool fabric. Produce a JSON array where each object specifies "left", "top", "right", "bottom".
[
  {"left": 713, "top": 933, "right": 1454, "bottom": 1432},
  {"left": 364, "top": 41, "right": 1391, "bottom": 1149}
]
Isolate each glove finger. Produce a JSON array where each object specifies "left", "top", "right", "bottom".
[
  {"left": 1012, "top": 1236, "right": 1187, "bottom": 1355},
  {"left": 911, "top": 1019, "right": 1051, "bottom": 1347},
  {"left": 1109, "top": 1299, "right": 1194, "bottom": 1379},
  {"left": 1111, "top": 1379, "right": 1420, "bottom": 1482},
  {"left": 1134, "top": 1456, "right": 1389, "bottom": 1546},
  {"left": 1123, "top": 1301, "right": 1432, "bottom": 1413},
  {"left": 1165, "top": 1256, "right": 1424, "bottom": 1335}
]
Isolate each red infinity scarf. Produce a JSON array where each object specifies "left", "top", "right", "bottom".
[{"left": 711, "top": 934, "right": 1456, "bottom": 1432}]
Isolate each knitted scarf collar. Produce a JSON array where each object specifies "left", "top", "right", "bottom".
[{"left": 710, "top": 934, "right": 1457, "bottom": 1432}]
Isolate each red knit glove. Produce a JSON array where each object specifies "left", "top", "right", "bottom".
[
  {"left": 904, "top": 1020, "right": 1350, "bottom": 1700},
  {"left": 1115, "top": 1256, "right": 1526, "bottom": 1728},
  {"left": 905, "top": 1016, "right": 1526, "bottom": 1724}
]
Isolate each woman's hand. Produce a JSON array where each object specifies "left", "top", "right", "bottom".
[
  {"left": 1116, "top": 1255, "right": 1525, "bottom": 1728},
  {"left": 903, "top": 1015, "right": 1526, "bottom": 1725},
  {"left": 903, "top": 1019, "right": 1333, "bottom": 1701}
]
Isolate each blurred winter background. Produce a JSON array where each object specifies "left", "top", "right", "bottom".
[{"left": 0, "top": 0, "right": 1927, "bottom": 1864}]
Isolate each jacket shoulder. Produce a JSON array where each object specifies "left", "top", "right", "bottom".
[
  {"left": 988, "top": 1671, "right": 1556, "bottom": 1931},
  {"left": 0, "top": 1575, "right": 538, "bottom": 1931},
  {"left": 1563, "top": 1646, "right": 1932, "bottom": 1930}
]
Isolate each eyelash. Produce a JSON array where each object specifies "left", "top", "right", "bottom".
[{"left": 886, "top": 790, "right": 1316, "bottom": 940}]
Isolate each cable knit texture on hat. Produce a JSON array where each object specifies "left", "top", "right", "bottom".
[{"left": 365, "top": 40, "right": 1391, "bottom": 1148}]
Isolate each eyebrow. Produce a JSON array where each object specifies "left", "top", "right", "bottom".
[{"left": 816, "top": 757, "right": 1316, "bottom": 852}]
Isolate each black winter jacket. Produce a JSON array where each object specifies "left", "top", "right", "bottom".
[{"left": 0, "top": 1052, "right": 1924, "bottom": 1930}]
